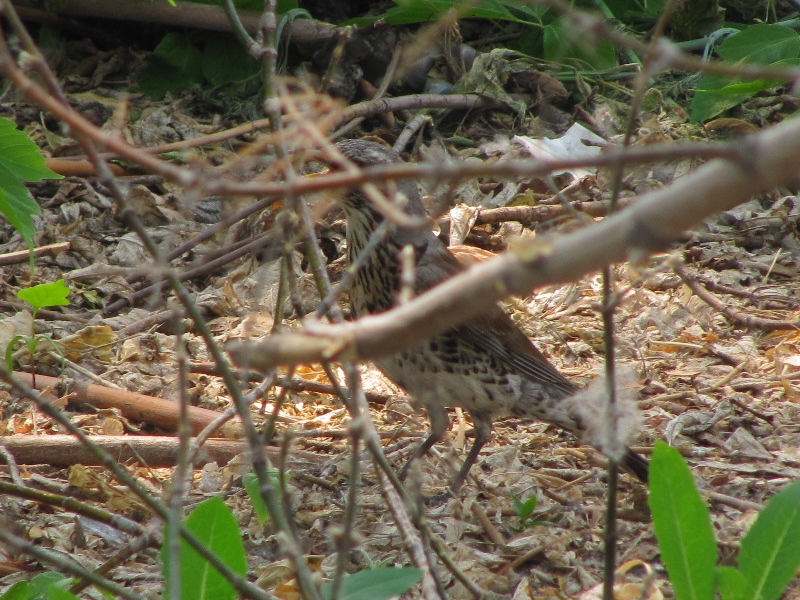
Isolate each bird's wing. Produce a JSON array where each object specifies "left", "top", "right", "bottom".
[
  {"left": 412, "top": 235, "right": 578, "bottom": 395},
  {"left": 410, "top": 232, "right": 465, "bottom": 291},
  {"left": 460, "top": 310, "right": 579, "bottom": 396}
]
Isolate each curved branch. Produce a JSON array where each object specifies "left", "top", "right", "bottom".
[{"left": 228, "top": 117, "right": 800, "bottom": 371}]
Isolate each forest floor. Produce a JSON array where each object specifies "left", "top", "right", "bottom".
[{"left": 1, "top": 8, "right": 800, "bottom": 599}]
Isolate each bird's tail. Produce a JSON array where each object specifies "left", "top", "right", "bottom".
[{"left": 622, "top": 447, "right": 649, "bottom": 483}]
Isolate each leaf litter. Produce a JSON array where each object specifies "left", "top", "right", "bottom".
[{"left": 0, "top": 22, "right": 799, "bottom": 600}]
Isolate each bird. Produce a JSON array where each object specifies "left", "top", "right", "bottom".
[{"left": 331, "top": 139, "right": 649, "bottom": 494}]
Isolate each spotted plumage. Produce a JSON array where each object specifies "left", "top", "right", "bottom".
[{"left": 335, "top": 139, "right": 648, "bottom": 493}]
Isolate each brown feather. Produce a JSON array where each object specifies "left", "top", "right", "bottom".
[{"left": 334, "top": 139, "right": 649, "bottom": 490}]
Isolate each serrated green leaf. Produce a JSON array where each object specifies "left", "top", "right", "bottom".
[
  {"left": 18, "top": 279, "right": 71, "bottom": 311},
  {"left": 738, "top": 479, "right": 800, "bottom": 600},
  {"left": 161, "top": 496, "right": 247, "bottom": 600},
  {"left": 0, "top": 118, "right": 62, "bottom": 182},
  {"left": 0, "top": 117, "right": 60, "bottom": 247},
  {"left": 648, "top": 441, "right": 717, "bottom": 600},
  {"left": 321, "top": 567, "right": 423, "bottom": 600}
]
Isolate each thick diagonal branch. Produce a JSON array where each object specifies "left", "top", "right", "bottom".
[{"left": 229, "top": 118, "right": 800, "bottom": 371}]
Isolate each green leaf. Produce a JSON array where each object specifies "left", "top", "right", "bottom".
[
  {"left": 154, "top": 33, "right": 202, "bottom": 70},
  {"left": 139, "top": 33, "right": 204, "bottom": 100},
  {"left": 202, "top": 34, "right": 259, "bottom": 87},
  {"left": 29, "top": 572, "right": 71, "bottom": 600},
  {"left": 161, "top": 496, "right": 247, "bottom": 600},
  {"left": 321, "top": 567, "right": 423, "bottom": 600},
  {"left": 46, "top": 586, "right": 82, "bottom": 600},
  {"left": 717, "top": 24, "right": 800, "bottom": 64},
  {"left": 690, "top": 57, "right": 800, "bottom": 123},
  {"left": 0, "top": 117, "right": 61, "bottom": 247},
  {"left": 276, "top": 0, "right": 299, "bottom": 11},
  {"left": 17, "top": 279, "right": 71, "bottom": 311},
  {"left": 648, "top": 441, "right": 717, "bottom": 600},
  {"left": 6, "top": 334, "right": 27, "bottom": 371},
  {"left": 501, "top": 0, "right": 546, "bottom": 22},
  {"left": 0, "top": 184, "right": 35, "bottom": 249},
  {"left": 717, "top": 566, "right": 750, "bottom": 600},
  {"left": 690, "top": 25, "right": 800, "bottom": 123},
  {"left": 737, "top": 479, "right": 800, "bottom": 600},
  {"left": 542, "top": 22, "right": 566, "bottom": 62},
  {"left": 191, "top": 0, "right": 283, "bottom": 9},
  {"left": 2, "top": 573, "right": 66, "bottom": 600},
  {"left": 347, "top": 0, "right": 542, "bottom": 26},
  {"left": 0, "top": 119, "right": 61, "bottom": 182},
  {"left": 0, "top": 581, "right": 30, "bottom": 600},
  {"left": 0, "top": 571, "right": 72, "bottom": 598},
  {"left": 573, "top": 39, "right": 617, "bottom": 71},
  {"left": 512, "top": 494, "right": 538, "bottom": 521},
  {"left": 601, "top": 0, "right": 667, "bottom": 26},
  {"left": 242, "top": 472, "right": 267, "bottom": 524},
  {"left": 242, "top": 469, "right": 287, "bottom": 526},
  {"left": 689, "top": 74, "right": 750, "bottom": 123},
  {"left": 232, "top": 0, "right": 263, "bottom": 10},
  {"left": 542, "top": 19, "right": 616, "bottom": 70}
]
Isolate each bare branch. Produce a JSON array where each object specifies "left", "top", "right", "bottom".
[{"left": 228, "top": 118, "right": 800, "bottom": 371}]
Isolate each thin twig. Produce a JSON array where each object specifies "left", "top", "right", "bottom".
[
  {"left": 676, "top": 261, "right": 800, "bottom": 331},
  {"left": 0, "top": 241, "right": 71, "bottom": 266}
]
